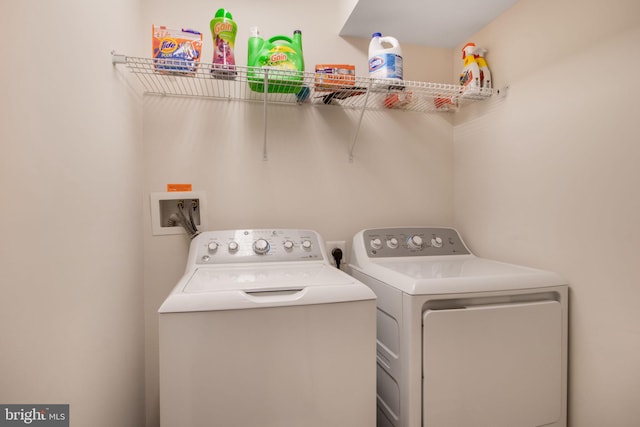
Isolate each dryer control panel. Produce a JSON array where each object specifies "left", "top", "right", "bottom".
[
  {"left": 362, "top": 227, "right": 470, "bottom": 257},
  {"left": 193, "top": 229, "right": 324, "bottom": 264}
]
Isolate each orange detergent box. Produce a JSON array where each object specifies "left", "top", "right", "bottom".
[
  {"left": 315, "top": 64, "right": 356, "bottom": 91},
  {"left": 152, "top": 25, "right": 203, "bottom": 75}
]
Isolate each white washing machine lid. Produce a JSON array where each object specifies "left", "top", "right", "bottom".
[
  {"left": 159, "top": 262, "right": 376, "bottom": 313},
  {"left": 353, "top": 255, "right": 566, "bottom": 295}
]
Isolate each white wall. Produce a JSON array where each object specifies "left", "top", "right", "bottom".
[
  {"left": 0, "top": 1, "right": 145, "bottom": 426},
  {"left": 454, "top": 0, "right": 640, "bottom": 425},
  {"left": 139, "top": 0, "right": 455, "bottom": 424}
]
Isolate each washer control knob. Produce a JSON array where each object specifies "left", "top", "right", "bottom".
[
  {"left": 228, "top": 241, "right": 239, "bottom": 252},
  {"left": 431, "top": 236, "right": 443, "bottom": 248},
  {"left": 207, "top": 242, "right": 219, "bottom": 252},
  {"left": 370, "top": 238, "right": 383, "bottom": 250},
  {"left": 387, "top": 238, "right": 399, "bottom": 249},
  {"left": 407, "top": 235, "right": 423, "bottom": 249},
  {"left": 301, "top": 240, "right": 312, "bottom": 250},
  {"left": 253, "top": 239, "right": 270, "bottom": 254},
  {"left": 283, "top": 240, "right": 294, "bottom": 250}
]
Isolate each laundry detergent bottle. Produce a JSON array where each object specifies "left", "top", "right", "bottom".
[
  {"left": 210, "top": 8, "right": 237, "bottom": 78},
  {"left": 247, "top": 28, "right": 304, "bottom": 93},
  {"left": 459, "top": 42, "right": 481, "bottom": 95},
  {"left": 368, "top": 32, "right": 403, "bottom": 81}
]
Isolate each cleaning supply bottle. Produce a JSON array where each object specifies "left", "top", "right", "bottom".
[
  {"left": 210, "top": 8, "right": 237, "bottom": 78},
  {"left": 247, "top": 28, "right": 304, "bottom": 93},
  {"left": 473, "top": 46, "right": 492, "bottom": 95},
  {"left": 368, "top": 32, "right": 403, "bottom": 82},
  {"left": 459, "top": 42, "right": 481, "bottom": 96}
]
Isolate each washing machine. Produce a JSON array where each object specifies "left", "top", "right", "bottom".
[
  {"left": 349, "top": 227, "right": 568, "bottom": 427},
  {"left": 158, "top": 229, "right": 376, "bottom": 427}
]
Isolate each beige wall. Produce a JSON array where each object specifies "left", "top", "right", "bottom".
[
  {"left": 0, "top": 1, "right": 145, "bottom": 426},
  {"left": 454, "top": 0, "right": 640, "bottom": 426}
]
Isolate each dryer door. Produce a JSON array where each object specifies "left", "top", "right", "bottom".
[{"left": 422, "top": 300, "right": 562, "bottom": 427}]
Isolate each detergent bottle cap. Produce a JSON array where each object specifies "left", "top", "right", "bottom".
[
  {"left": 215, "top": 8, "right": 233, "bottom": 19},
  {"left": 249, "top": 26, "right": 259, "bottom": 37},
  {"left": 372, "top": 32, "right": 382, "bottom": 38}
]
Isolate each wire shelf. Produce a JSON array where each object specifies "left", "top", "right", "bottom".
[{"left": 112, "top": 53, "right": 493, "bottom": 113}]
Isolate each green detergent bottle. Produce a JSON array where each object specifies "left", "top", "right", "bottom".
[{"left": 247, "top": 27, "right": 304, "bottom": 93}]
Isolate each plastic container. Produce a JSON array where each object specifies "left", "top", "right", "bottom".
[
  {"left": 315, "top": 64, "right": 356, "bottom": 91},
  {"left": 152, "top": 25, "right": 203, "bottom": 76},
  {"left": 459, "top": 42, "right": 481, "bottom": 95},
  {"left": 247, "top": 28, "right": 304, "bottom": 93},
  {"left": 474, "top": 47, "right": 492, "bottom": 94},
  {"left": 368, "top": 32, "right": 403, "bottom": 81},
  {"left": 210, "top": 8, "right": 237, "bottom": 78}
]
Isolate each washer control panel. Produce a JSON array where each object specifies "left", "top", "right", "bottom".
[
  {"left": 195, "top": 229, "right": 323, "bottom": 264},
  {"left": 363, "top": 227, "right": 470, "bottom": 257}
]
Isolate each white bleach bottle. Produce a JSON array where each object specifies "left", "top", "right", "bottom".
[{"left": 368, "top": 32, "right": 403, "bottom": 81}]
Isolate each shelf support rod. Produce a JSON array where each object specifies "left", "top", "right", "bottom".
[
  {"left": 348, "top": 78, "right": 373, "bottom": 162},
  {"left": 111, "top": 51, "right": 127, "bottom": 65},
  {"left": 262, "top": 70, "right": 269, "bottom": 161}
]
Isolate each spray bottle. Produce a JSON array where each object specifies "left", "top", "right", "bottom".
[
  {"left": 473, "top": 46, "right": 492, "bottom": 95},
  {"left": 459, "top": 42, "right": 481, "bottom": 95},
  {"left": 210, "top": 8, "right": 237, "bottom": 78}
]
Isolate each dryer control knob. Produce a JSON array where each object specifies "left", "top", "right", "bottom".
[
  {"left": 431, "top": 236, "right": 443, "bottom": 248},
  {"left": 370, "top": 238, "right": 383, "bottom": 250},
  {"left": 283, "top": 240, "right": 294, "bottom": 250},
  {"left": 387, "top": 238, "right": 399, "bottom": 249},
  {"left": 208, "top": 242, "right": 219, "bottom": 252},
  {"left": 407, "top": 235, "right": 423, "bottom": 249},
  {"left": 301, "top": 240, "right": 312, "bottom": 250},
  {"left": 228, "top": 241, "right": 239, "bottom": 252},
  {"left": 253, "top": 239, "right": 270, "bottom": 254}
]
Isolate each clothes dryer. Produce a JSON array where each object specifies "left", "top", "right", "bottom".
[
  {"left": 159, "top": 229, "right": 376, "bottom": 427},
  {"left": 349, "top": 227, "right": 568, "bottom": 427}
]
